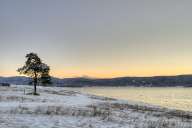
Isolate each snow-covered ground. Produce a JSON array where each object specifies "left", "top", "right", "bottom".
[{"left": 0, "top": 85, "right": 192, "bottom": 128}]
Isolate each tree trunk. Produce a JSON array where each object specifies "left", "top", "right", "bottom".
[
  {"left": 34, "top": 72, "right": 37, "bottom": 95},
  {"left": 34, "top": 80, "right": 37, "bottom": 94}
]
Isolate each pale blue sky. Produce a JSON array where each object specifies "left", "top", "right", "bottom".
[{"left": 1, "top": 0, "right": 192, "bottom": 78}]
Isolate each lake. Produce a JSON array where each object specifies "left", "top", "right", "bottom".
[{"left": 68, "top": 87, "right": 192, "bottom": 111}]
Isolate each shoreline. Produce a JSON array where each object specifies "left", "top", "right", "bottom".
[{"left": 0, "top": 85, "right": 191, "bottom": 128}]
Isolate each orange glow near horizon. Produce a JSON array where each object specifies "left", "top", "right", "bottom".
[
  {"left": 1, "top": 60, "right": 192, "bottom": 78},
  {"left": 2, "top": 66, "right": 191, "bottom": 78},
  {"left": 51, "top": 70, "right": 192, "bottom": 78}
]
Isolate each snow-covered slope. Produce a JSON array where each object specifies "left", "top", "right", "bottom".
[{"left": 0, "top": 85, "right": 191, "bottom": 128}]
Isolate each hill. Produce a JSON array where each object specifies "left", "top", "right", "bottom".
[{"left": 1, "top": 75, "right": 192, "bottom": 87}]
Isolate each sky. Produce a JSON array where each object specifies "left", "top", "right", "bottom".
[{"left": 1, "top": 0, "right": 192, "bottom": 78}]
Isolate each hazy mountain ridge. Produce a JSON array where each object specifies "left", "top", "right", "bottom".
[
  {"left": 0, "top": 76, "right": 31, "bottom": 85},
  {"left": 1, "top": 75, "right": 192, "bottom": 87}
]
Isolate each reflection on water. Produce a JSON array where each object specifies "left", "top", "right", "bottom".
[{"left": 68, "top": 87, "right": 192, "bottom": 111}]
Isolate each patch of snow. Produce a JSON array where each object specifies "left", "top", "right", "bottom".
[{"left": 0, "top": 85, "right": 191, "bottom": 128}]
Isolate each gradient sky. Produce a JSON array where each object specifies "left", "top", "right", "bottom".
[{"left": 1, "top": 0, "right": 192, "bottom": 78}]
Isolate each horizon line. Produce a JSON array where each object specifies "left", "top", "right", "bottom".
[{"left": 1, "top": 74, "right": 192, "bottom": 79}]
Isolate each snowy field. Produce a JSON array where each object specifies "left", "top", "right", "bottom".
[{"left": 0, "top": 85, "right": 192, "bottom": 128}]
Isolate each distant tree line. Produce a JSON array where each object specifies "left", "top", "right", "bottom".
[{"left": 2, "top": 75, "right": 192, "bottom": 87}]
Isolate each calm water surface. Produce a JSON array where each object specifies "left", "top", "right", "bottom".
[{"left": 69, "top": 87, "right": 192, "bottom": 111}]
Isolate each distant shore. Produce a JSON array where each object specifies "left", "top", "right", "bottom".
[{"left": 1, "top": 75, "right": 192, "bottom": 87}]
